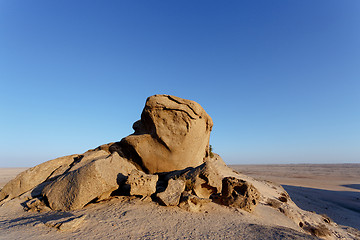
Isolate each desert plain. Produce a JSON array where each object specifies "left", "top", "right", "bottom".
[{"left": 1, "top": 163, "right": 359, "bottom": 240}]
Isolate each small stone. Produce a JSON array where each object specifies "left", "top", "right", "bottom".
[
  {"left": 178, "top": 192, "right": 210, "bottom": 212},
  {"left": 44, "top": 215, "right": 86, "bottom": 231},
  {"left": 157, "top": 179, "right": 185, "bottom": 206},
  {"left": 23, "top": 197, "right": 50, "bottom": 212},
  {"left": 126, "top": 170, "right": 158, "bottom": 196}
]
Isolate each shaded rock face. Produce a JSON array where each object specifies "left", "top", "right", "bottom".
[
  {"left": 119, "top": 94, "right": 213, "bottom": 173},
  {"left": 157, "top": 178, "right": 185, "bottom": 206},
  {"left": 183, "top": 160, "right": 223, "bottom": 199}
]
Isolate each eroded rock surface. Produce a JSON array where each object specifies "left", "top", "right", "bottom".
[
  {"left": 42, "top": 152, "right": 137, "bottom": 211},
  {"left": 219, "top": 177, "right": 260, "bottom": 212},
  {"left": 0, "top": 154, "right": 79, "bottom": 202},
  {"left": 44, "top": 215, "right": 86, "bottom": 231},
  {"left": 183, "top": 161, "right": 223, "bottom": 199},
  {"left": 119, "top": 94, "right": 213, "bottom": 173},
  {"left": 157, "top": 178, "right": 185, "bottom": 206},
  {"left": 126, "top": 170, "right": 158, "bottom": 196},
  {"left": 178, "top": 192, "right": 210, "bottom": 212}
]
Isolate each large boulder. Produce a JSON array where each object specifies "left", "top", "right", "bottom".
[
  {"left": 42, "top": 152, "right": 137, "bottom": 211},
  {"left": 0, "top": 150, "right": 112, "bottom": 203},
  {"left": 119, "top": 95, "right": 213, "bottom": 173},
  {"left": 0, "top": 154, "right": 79, "bottom": 202}
]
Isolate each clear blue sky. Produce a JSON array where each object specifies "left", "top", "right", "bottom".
[{"left": 1, "top": 1, "right": 359, "bottom": 167}]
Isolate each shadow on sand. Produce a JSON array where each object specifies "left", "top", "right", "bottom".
[
  {"left": 341, "top": 184, "right": 360, "bottom": 191},
  {"left": 283, "top": 185, "right": 360, "bottom": 231},
  {"left": 0, "top": 211, "right": 74, "bottom": 229}
]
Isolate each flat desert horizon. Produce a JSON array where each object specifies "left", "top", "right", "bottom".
[
  {"left": 3, "top": 163, "right": 359, "bottom": 191},
  {"left": 231, "top": 163, "right": 360, "bottom": 231},
  {"left": 1, "top": 163, "right": 359, "bottom": 239}
]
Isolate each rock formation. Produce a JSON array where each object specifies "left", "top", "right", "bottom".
[
  {"left": 119, "top": 94, "right": 213, "bottom": 173},
  {"left": 0, "top": 94, "right": 221, "bottom": 212},
  {"left": 0, "top": 94, "right": 353, "bottom": 239},
  {"left": 42, "top": 152, "right": 136, "bottom": 211}
]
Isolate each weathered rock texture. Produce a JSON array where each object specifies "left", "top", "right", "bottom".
[
  {"left": 42, "top": 152, "right": 137, "bottom": 211},
  {"left": 219, "top": 177, "right": 260, "bottom": 212},
  {"left": 0, "top": 154, "right": 79, "bottom": 202},
  {"left": 44, "top": 215, "right": 86, "bottom": 231},
  {"left": 119, "top": 94, "right": 213, "bottom": 173},
  {"left": 157, "top": 178, "right": 185, "bottom": 206},
  {"left": 178, "top": 192, "right": 210, "bottom": 212},
  {"left": 183, "top": 161, "right": 223, "bottom": 199},
  {"left": 126, "top": 170, "right": 158, "bottom": 196}
]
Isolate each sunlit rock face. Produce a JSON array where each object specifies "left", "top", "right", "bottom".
[{"left": 119, "top": 94, "right": 213, "bottom": 173}]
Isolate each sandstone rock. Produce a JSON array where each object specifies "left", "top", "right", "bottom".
[
  {"left": 0, "top": 154, "right": 79, "bottom": 202},
  {"left": 158, "top": 159, "right": 224, "bottom": 200},
  {"left": 126, "top": 170, "right": 158, "bottom": 196},
  {"left": 220, "top": 177, "right": 260, "bottom": 212},
  {"left": 178, "top": 192, "right": 210, "bottom": 212},
  {"left": 23, "top": 197, "right": 51, "bottom": 212},
  {"left": 68, "top": 150, "right": 110, "bottom": 172},
  {"left": 42, "top": 152, "right": 137, "bottom": 211},
  {"left": 302, "top": 223, "right": 331, "bottom": 238},
  {"left": 119, "top": 94, "right": 213, "bottom": 173},
  {"left": 186, "top": 161, "right": 223, "bottom": 199},
  {"left": 0, "top": 95, "right": 257, "bottom": 214},
  {"left": 207, "top": 153, "right": 227, "bottom": 168},
  {"left": 157, "top": 178, "right": 185, "bottom": 206},
  {"left": 44, "top": 215, "right": 86, "bottom": 231}
]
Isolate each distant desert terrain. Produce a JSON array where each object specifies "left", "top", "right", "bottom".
[
  {"left": 231, "top": 164, "right": 360, "bottom": 192},
  {"left": 0, "top": 168, "right": 28, "bottom": 188}
]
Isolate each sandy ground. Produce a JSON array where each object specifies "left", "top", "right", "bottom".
[
  {"left": 232, "top": 164, "right": 360, "bottom": 230},
  {"left": 0, "top": 197, "right": 317, "bottom": 240},
  {"left": 1, "top": 164, "right": 359, "bottom": 239}
]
